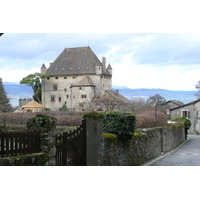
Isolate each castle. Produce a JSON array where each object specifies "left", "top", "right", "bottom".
[{"left": 41, "top": 46, "right": 132, "bottom": 111}]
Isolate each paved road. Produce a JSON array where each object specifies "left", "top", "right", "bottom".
[{"left": 148, "top": 134, "right": 200, "bottom": 166}]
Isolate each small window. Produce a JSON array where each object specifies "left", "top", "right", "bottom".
[
  {"left": 73, "top": 95, "right": 75, "bottom": 98},
  {"left": 51, "top": 95, "right": 55, "bottom": 102},
  {"left": 55, "top": 77, "right": 58, "bottom": 79},
  {"left": 182, "top": 110, "right": 190, "bottom": 118},
  {"left": 64, "top": 88, "right": 66, "bottom": 92},
  {"left": 53, "top": 84, "right": 57, "bottom": 91},
  {"left": 66, "top": 95, "right": 69, "bottom": 98},
  {"left": 47, "top": 77, "right": 50, "bottom": 80},
  {"left": 59, "top": 97, "right": 61, "bottom": 102},
  {"left": 79, "top": 103, "right": 84, "bottom": 107},
  {"left": 64, "top": 77, "right": 67, "bottom": 79},
  {"left": 81, "top": 95, "right": 87, "bottom": 98},
  {"left": 72, "top": 76, "right": 76, "bottom": 79},
  {"left": 65, "top": 101, "right": 67, "bottom": 105}
]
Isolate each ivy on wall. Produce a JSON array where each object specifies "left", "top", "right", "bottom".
[
  {"left": 102, "top": 110, "right": 136, "bottom": 141},
  {"left": 27, "top": 114, "right": 57, "bottom": 133}
]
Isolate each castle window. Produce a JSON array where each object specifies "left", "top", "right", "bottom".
[
  {"left": 47, "top": 77, "right": 50, "bottom": 80},
  {"left": 55, "top": 77, "right": 58, "bottom": 79},
  {"left": 64, "top": 88, "right": 66, "bottom": 92},
  {"left": 81, "top": 95, "right": 87, "bottom": 98},
  {"left": 65, "top": 101, "right": 67, "bottom": 105},
  {"left": 79, "top": 103, "right": 84, "bottom": 107},
  {"left": 66, "top": 95, "right": 69, "bottom": 98},
  {"left": 50, "top": 95, "right": 55, "bottom": 102},
  {"left": 59, "top": 97, "right": 61, "bottom": 102},
  {"left": 53, "top": 84, "right": 57, "bottom": 91},
  {"left": 72, "top": 76, "right": 76, "bottom": 79},
  {"left": 64, "top": 77, "right": 67, "bottom": 79}
]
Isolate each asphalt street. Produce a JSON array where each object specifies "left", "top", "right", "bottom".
[{"left": 147, "top": 134, "right": 200, "bottom": 166}]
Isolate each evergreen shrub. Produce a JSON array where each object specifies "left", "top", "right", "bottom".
[
  {"left": 27, "top": 114, "right": 57, "bottom": 132},
  {"left": 172, "top": 116, "right": 191, "bottom": 129},
  {"left": 102, "top": 110, "right": 136, "bottom": 141}
]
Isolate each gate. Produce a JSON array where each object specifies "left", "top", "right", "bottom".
[{"left": 55, "top": 119, "right": 86, "bottom": 166}]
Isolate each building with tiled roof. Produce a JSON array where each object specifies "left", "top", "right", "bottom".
[
  {"left": 41, "top": 46, "right": 115, "bottom": 110},
  {"left": 22, "top": 100, "right": 44, "bottom": 112}
]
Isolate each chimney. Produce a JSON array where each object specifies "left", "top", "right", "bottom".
[
  {"left": 102, "top": 57, "right": 106, "bottom": 72},
  {"left": 116, "top": 89, "right": 119, "bottom": 96}
]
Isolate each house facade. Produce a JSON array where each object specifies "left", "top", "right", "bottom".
[
  {"left": 41, "top": 46, "right": 114, "bottom": 111},
  {"left": 170, "top": 99, "right": 200, "bottom": 134}
]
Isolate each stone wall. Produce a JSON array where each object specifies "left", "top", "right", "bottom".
[
  {"left": 100, "top": 124, "right": 185, "bottom": 166},
  {"left": 0, "top": 153, "right": 48, "bottom": 166}
]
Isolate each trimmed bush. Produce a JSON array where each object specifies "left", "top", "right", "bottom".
[
  {"left": 136, "top": 111, "right": 168, "bottom": 128},
  {"left": 27, "top": 114, "right": 57, "bottom": 133},
  {"left": 102, "top": 110, "right": 136, "bottom": 141}
]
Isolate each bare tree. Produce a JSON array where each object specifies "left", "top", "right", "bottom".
[
  {"left": 94, "top": 96, "right": 122, "bottom": 111},
  {"left": 195, "top": 80, "right": 200, "bottom": 99},
  {"left": 146, "top": 94, "right": 166, "bottom": 118},
  {"left": 131, "top": 97, "right": 152, "bottom": 113}
]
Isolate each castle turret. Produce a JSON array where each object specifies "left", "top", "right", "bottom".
[
  {"left": 107, "top": 64, "right": 112, "bottom": 75},
  {"left": 40, "top": 63, "right": 47, "bottom": 74}
]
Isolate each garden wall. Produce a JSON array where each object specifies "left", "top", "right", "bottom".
[{"left": 100, "top": 124, "right": 185, "bottom": 166}]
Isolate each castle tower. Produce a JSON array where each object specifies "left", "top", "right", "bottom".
[{"left": 40, "top": 63, "right": 47, "bottom": 74}]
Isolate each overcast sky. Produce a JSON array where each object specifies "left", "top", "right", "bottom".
[
  {"left": 1, "top": 0, "right": 200, "bottom": 92},
  {"left": 0, "top": 33, "right": 200, "bottom": 90},
  {"left": 1, "top": 33, "right": 200, "bottom": 91}
]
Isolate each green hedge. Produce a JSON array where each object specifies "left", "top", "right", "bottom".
[
  {"left": 102, "top": 110, "right": 136, "bottom": 141},
  {"left": 172, "top": 116, "right": 191, "bottom": 129}
]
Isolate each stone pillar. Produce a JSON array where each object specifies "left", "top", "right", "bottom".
[
  {"left": 40, "top": 129, "right": 56, "bottom": 166},
  {"left": 85, "top": 116, "right": 103, "bottom": 166}
]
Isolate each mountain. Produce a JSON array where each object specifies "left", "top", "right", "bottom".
[
  {"left": 112, "top": 85, "right": 130, "bottom": 89},
  {"left": 2, "top": 82, "right": 198, "bottom": 106},
  {"left": 112, "top": 88, "right": 197, "bottom": 104}
]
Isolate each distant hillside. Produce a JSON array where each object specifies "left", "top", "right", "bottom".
[
  {"left": 112, "top": 88, "right": 197, "bottom": 104},
  {"left": 2, "top": 82, "right": 198, "bottom": 106}
]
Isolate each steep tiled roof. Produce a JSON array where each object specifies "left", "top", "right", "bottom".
[
  {"left": 46, "top": 46, "right": 111, "bottom": 76},
  {"left": 170, "top": 99, "right": 200, "bottom": 111},
  {"left": 104, "top": 90, "right": 133, "bottom": 104},
  {"left": 92, "top": 90, "right": 132, "bottom": 104},
  {"left": 107, "top": 64, "right": 112, "bottom": 69},
  {"left": 70, "top": 75, "right": 95, "bottom": 87},
  {"left": 166, "top": 100, "right": 184, "bottom": 107},
  {"left": 22, "top": 100, "right": 43, "bottom": 108},
  {"left": 41, "top": 63, "right": 47, "bottom": 69}
]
